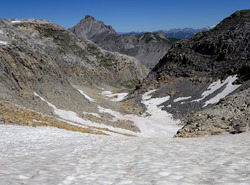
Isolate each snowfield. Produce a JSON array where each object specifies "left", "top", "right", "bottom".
[
  {"left": 0, "top": 125, "right": 249, "bottom": 185},
  {"left": 1, "top": 88, "right": 249, "bottom": 184}
]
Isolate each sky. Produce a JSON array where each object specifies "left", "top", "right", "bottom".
[{"left": 1, "top": 0, "right": 250, "bottom": 32}]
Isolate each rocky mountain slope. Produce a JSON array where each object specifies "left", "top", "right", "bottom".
[
  {"left": 0, "top": 18, "right": 150, "bottom": 134},
  {"left": 70, "top": 15, "right": 172, "bottom": 68},
  {"left": 0, "top": 10, "right": 249, "bottom": 138},
  {"left": 131, "top": 9, "right": 250, "bottom": 136}
]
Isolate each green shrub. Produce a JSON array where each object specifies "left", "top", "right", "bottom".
[{"left": 39, "top": 59, "right": 45, "bottom": 64}]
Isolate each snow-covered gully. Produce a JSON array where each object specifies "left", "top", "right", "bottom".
[{"left": 0, "top": 89, "right": 249, "bottom": 184}]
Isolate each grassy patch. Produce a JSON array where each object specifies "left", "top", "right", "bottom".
[
  {"left": 96, "top": 53, "right": 119, "bottom": 68},
  {"left": 168, "top": 37, "right": 181, "bottom": 44},
  {"left": 121, "top": 77, "right": 140, "bottom": 89},
  {"left": 86, "top": 43, "right": 99, "bottom": 53},
  {"left": 0, "top": 101, "right": 107, "bottom": 136}
]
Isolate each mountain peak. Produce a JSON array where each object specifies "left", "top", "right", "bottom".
[
  {"left": 84, "top": 15, "right": 96, "bottom": 20},
  {"left": 70, "top": 15, "right": 118, "bottom": 40}
]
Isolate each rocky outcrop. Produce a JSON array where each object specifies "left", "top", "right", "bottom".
[
  {"left": 70, "top": 15, "right": 171, "bottom": 68},
  {"left": 175, "top": 87, "right": 250, "bottom": 137}
]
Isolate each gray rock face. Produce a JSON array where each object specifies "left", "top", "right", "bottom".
[
  {"left": 151, "top": 10, "right": 250, "bottom": 82},
  {"left": 70, "top": 15, "right": 171, "bottom": 68}
]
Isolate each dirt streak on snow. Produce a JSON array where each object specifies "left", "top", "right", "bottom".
[
  {"left": 0, "top": 125, "right": 249, "bottom": 185},
  {"left": 82, "top": 111, "right": 101, "bottom": 118}
]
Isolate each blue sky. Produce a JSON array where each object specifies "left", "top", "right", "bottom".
[{"left": 1, "top": 0, "right": 249, "bottom": 32}]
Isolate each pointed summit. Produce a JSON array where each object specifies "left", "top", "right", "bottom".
[
  {"left": 70, "top": 15, "right": 118, "bottom": 40},
  {"left": 84, "top": 15, "right": 95, "bottom": 20}
]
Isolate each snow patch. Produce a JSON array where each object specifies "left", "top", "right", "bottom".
[
  {"left": 11, "top": 20, "right": 21, "bottom": 23},
  {"left": 209, "top": 25, "right": 216, "bottom": 29},
  {"left": 173, "top": 96, "right": 192, "bottom": 102},
  {"left": 141, "top": 89, "right": 157, "bottom": 100},
  {"left": 77, "top": 89, "right": 95, "bottom": 102},
  {"left": 192, "top": 75, "right": 240, "bottom": 103},
  {"left": 203, "top": 76, "right": 241, "bottom": 107},
  {"left": 0, "top": 41, "right": 8, "bottom": 45},
  {"left": 101, "top": 91, "right": 128, "bottom": 102}
]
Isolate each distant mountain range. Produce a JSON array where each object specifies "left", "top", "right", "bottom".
[
  {"left": 119, "top": 26, "right": 216, "bottom": 39},
  {"left": 164, "top": 27, "right": 211, "bottom": 39}
]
